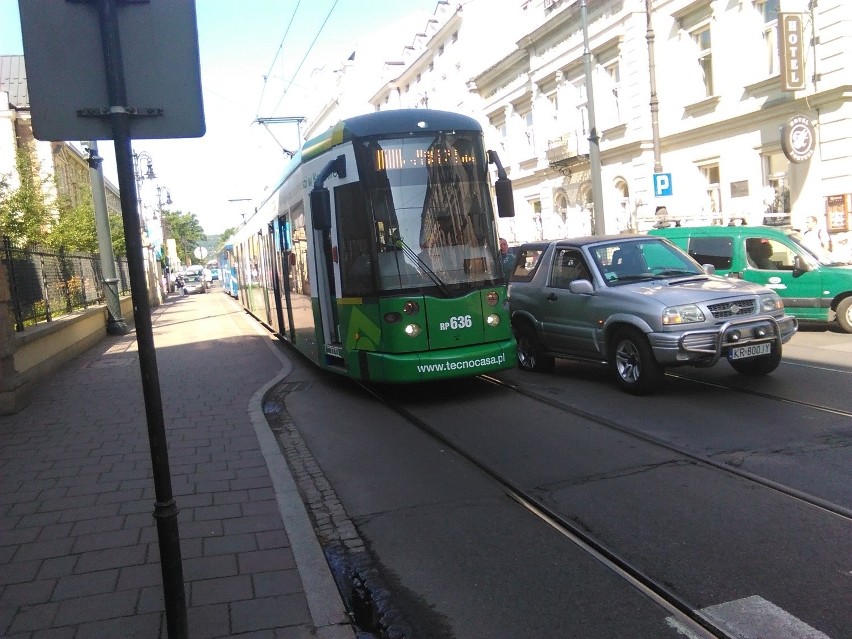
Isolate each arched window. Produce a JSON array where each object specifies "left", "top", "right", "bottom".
[
  {"left": 614, "top": 178, "right": 631, "bottom": 231},
  {"left": 554, "top": 190, "right": 569, "bottom": 223}
]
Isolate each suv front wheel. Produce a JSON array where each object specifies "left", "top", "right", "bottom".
[
  {"left": 515, "top": 324, "right": 555, "bottom": 373},
  {"left": 609, "top": 327, "right": 664, "bottom": 395}
]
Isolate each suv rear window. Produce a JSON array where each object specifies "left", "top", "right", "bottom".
[
  {"left": 687, "top": 236, "right": 733, "bottom": 270},
  {"left": 510, "top": 249, "right": 545, "bottom": 282}
]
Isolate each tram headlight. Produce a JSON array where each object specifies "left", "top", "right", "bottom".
[
  {"left": 485, "top": 291, "right": 499, "bottom": 306},
  {"left": 403, "top": 300, "right": 420, "bottom": 315},
  {"left": 404, "top": 323, "right": 421, "bottom": 337},
  {"left": 486, "top": 313, "right": 501, "bottom": 327},
  {"left": 384, "top": 312, "right": 402, "bottom": 323}
]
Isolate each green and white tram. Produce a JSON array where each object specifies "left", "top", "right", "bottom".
[{"left": 230, "top": 109, "right": 517, "bottom": 382}]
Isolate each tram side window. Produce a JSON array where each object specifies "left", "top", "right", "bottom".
[
  {"left": 290, "top": 202, "right": 310, "bottom": 296},
  {"left": 335, "top": 183, "right": 374, "bottom": 296}
]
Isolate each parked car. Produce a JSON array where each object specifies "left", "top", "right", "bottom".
[
  {"left": 650, "top": 224, "right": 852, "bottom": 333},
  {"left": 508, "top": 235, "right": 798, "bottom": 394},
  {"left": 182, "top": 273, "right": 207, "bottom": 295}
]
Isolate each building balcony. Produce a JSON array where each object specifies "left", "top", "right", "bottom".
[{"left": 546, "top": 131, "right": 589, "bottom": 172}]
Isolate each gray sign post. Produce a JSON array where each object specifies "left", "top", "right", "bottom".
[{"left": 18, "top": 2, "right": 205, "bottom": 637}]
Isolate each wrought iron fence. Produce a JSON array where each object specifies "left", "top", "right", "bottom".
[{"left": 2, "top": 236, "right": 131, "bottom": 332}]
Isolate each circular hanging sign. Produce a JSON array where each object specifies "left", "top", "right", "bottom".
[
  {"left": 781, "top": 115, "right": 816, "bottom": 163},
  {"left": 193, "top": 246, "right": 208, "bottom": 260}
]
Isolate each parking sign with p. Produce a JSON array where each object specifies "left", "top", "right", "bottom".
[{"left": 653, "top": 173, "right": 673, "bottom": 197}]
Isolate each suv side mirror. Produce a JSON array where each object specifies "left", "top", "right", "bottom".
[
  {"left": 702, "top": 263, "right": 716, "bottom": 275},
  {"left": 568, "top": 279, "right": 594, "bottom": 295},
  {"left": 792, "top": 255, "right": 810, "bottom": 276}
]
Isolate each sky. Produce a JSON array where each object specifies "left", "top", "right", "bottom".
[{"left": 1, "top": 0, "right": 441, "bottom": 235}]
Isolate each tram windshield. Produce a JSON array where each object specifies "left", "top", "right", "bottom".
[{"left": 358, "top": 132, "right": 502, "bottom": 293}]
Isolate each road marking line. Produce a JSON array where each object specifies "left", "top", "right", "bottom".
[{"left": 667, "top": 595, "right": 832, "bottom": 638}]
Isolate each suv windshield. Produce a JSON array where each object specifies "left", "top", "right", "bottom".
[{"left": 590, "top": 239, "right": 703, "bottom": 285}]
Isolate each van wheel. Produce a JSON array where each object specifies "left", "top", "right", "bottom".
[
  {"left": 609, "top": 328, "right": 664, "bottom": 395},
  {"left": 837, "top": 297, "right": 852, "bottom": 333},
  {"left": 729, "top": 347, "right": 781, "bottom": 376},
  {"left": 515, "top": 324, "right": 554, "bottom": 372}
]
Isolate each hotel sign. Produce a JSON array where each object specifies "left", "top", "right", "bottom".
[
  {"left": 781, "top": 115, "right": 816, "bottom": 164},
  {"left": 778, "top": 13, "right": 806, "bottom": 91}
]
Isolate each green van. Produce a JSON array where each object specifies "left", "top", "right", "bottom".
[{"left": 649, "top": 225, "right": 852, "bottom": 333}]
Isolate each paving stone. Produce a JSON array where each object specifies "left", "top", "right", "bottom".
[
  {"left": 182, "top": 554, "right": 238, "bottom": 581},
  {"left": 191, "top": 574, "right": 253, "bottom": 606},
  {"left": 52, "top": 569, "right": 119, "bottom": 600},
  {"left": 6, "top": 601, "right": 59, "bottom": 633},
  {"left": 202, "top": 532, "right": 258, "bottom": 556},
  {"left": 116, "top": 562, "right": 162, "bottom": 590},
  {"left": 73, "top": 611, "right": 163, "bottom": 639},
  {"left": 186, "top": 602, "right": 231, "bottom": 639},
  {"left": 253, "top": 569, "right": 303, "bottom": 597},
  {"left": 231, "top": 593, "right": 311, "bottom": 634},
  {"left": 74, "top": 544, "right": 148, "bottom": 572},
  {"left": 52, "top": 589, "right": 138, "bottom": 625},
  {"left": 1, "top": 578, "right": 57, "bottom": 606},
  {"left": 71, "top": 528, "right": 141, "bottom": 553},
  {"left": 238, "top": 548, "right": 296, "bottom": 574},
  {"left": 12, "top": 538, "right": 75, "bottom": 562}
]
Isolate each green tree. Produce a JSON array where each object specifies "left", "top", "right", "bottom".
[
  {"left": 0, "top": 145, "right": 55, "bottom": 245},
  {"left": 162, "top": 209, "right": 206, "bottom": 265},
  {"left": 217, "top": 226, "right": 238, "bottom": 251},
  {"left": 46, "top": 193, "right": 98, "bottom": 253},
  {"left": 108, "top": 210, "right": 128, "bottom": 257}
]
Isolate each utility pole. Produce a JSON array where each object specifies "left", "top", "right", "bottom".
[
  {"left": 87, "top": 140, "right": 128, "bottom": 335},
  {"left": 646, "top": 0, "right": 662, "bottom": 173},
  {"left": 581, "top": 0, "right": 606, "bottom": 235}
]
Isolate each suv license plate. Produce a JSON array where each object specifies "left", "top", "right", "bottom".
[{"left": 729, "top": 342, "right": 771, "bottom": 360}]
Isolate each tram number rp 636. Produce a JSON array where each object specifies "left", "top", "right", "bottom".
[{"left": 441, "top": 315, "right": 473, "bottom": 331}]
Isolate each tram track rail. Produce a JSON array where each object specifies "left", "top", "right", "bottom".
[
  {"left": 357, "top": 367, "right": 851, "bottom": 638},
  {"left": 481, "top": 374, "right": 852, "bottom": 522},
  {"left": 360, "top": 382, "right": 739, "bottom": 639}
]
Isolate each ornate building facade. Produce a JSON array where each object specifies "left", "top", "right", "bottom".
[{"left": 313, "top": 0, "right": 852, "bottom": 245}]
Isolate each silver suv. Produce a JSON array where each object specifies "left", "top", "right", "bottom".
[{"left": 508, "top": 236, "right": 798, "bottom": 394}]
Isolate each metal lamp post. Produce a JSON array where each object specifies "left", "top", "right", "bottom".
[
  {"left": 156, "top": 185, "right": 173, "bottom": 289},
  {"left": 132, "top": 150, "right": 156, "bottom": 213},
  {"left": 132, "top": 150, "right": 161, "bottom": 302}
]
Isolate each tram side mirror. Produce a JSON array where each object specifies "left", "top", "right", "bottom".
[
  {"left": 487, "top": 149, "right": 515, "bottom": 218},
  {"left": 310, "top": 188, "right": 332, "bottom": 231},
  {"left": 495, "top": 178, "right": 514, "bottom": 218}
]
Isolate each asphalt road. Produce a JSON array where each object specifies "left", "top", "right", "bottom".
[{"left": 278, "top": 324, "right": 851, "bottom": 638}]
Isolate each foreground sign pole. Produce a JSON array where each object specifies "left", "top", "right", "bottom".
[{"left": 92, "top": 1, "right": 188, "bottom": 636}]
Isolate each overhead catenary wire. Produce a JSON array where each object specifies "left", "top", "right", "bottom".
[
  {"left": 256, "top": 0, "right": 302, "bottom": 118},
  {"left": 269, "top": 0, "right": 341, "bottom": 116}
]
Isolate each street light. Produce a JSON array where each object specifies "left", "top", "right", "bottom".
[
  {"left": 156, "top": 185, "right": 172, "bottom": 214},
  {"left": 156, "top": 184, "right": 172, "bottom": 247},
  {"left": 156, "top": 185, "right": 175, "bottom": 287},
  {"left": 132, "top": 150, "right": 163, "bottom": 301},
  {"left": 132, "top": 150, "right": 156, "bottom": 195},
  {"left": 132, "top": 150, "right": 157, "bottom": 235}
]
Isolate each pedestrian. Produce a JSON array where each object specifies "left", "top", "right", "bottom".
[
  {"left": 499, "top": 237, "right": 515, "bottom": 277},
  {"left": 802, "top": 215, "right": 831, "bottom": 256}
]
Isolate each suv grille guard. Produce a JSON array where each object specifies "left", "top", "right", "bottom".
[{"left": 677, "top": 315, "right": 783, "bottom": 365}]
